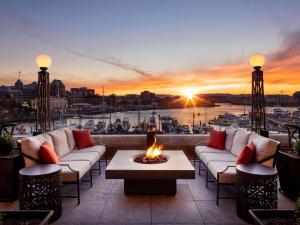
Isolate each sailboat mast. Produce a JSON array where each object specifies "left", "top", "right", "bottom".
[{"left": 102, "top": 86, "right": 105, "bottom": 123}]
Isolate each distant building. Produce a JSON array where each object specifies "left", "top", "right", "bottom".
[
  {"left": 50, "top": 79, "right": 65, "bottom": 97},
  {"left": 14, "top": 79, "right": 23, "bottom": 90},
  {"left": 31, "top": 96, "right": 68, "bottom": 111},
  {"left": 22, "top": 82, "right": 37, "bottom": 100},
  {"left": 140, "top": 91, "right": 155, "bottom": 104},
  {"left": 70, "top": 87, "right": 95, "bottom": 97}
]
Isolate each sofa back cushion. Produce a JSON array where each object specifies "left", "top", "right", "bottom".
[
  {"left": 64, "top": 126, "right": 77, "bottom": 151},
  {"left": 39, "top": 142, "right": 59, "bottom": 164},
  {"left": 73, "top": 129, "right": 94, "bottom": 149},
  {"left": 207, "top": 130, "right": 226, "bottom": 150},
  {"left": 21, "top": 133, "right": 54, "bottom": 167},
  {"left": 231, "top": 129, "right": 251, "bottom": 156},
  {"left": 48, "top": 128, "right": 70, "bottom": 158},
  {"left": 225, "top": 128, "right": 237, "bottom": 151},
  {"left": 248, "top": 133, "right": 279, "bottom": 167}
]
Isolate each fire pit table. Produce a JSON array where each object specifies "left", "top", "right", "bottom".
[{"left": 105, "top": 150, "right": 195, "bottom": 195}]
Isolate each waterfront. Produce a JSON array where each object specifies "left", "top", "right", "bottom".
[{"left": 68, "top": 103, "right": 299, "bottom": 132}]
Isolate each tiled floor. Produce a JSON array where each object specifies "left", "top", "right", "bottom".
[{"left": 0, "top": 162, "right": 295, "bottom": 224}]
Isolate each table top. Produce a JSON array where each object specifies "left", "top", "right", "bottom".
[
  {"left": 106, "top": 150, "right": 195, "bottom": 179},
  {"left": 19, "top": 164, "right": 61, "bottom": 176},
  {"left": 236, "top": 163, "right": 277, "bottom": 176}
]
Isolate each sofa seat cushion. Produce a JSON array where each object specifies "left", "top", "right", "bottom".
[
  {"left": 58, "top": 160, "right": 91, "bottom": 182},
  {"left": 231, "top": 129, "right": 251, "bottom": 156},
  {"left": 207, "top": 161, "right": 236, "bottom": 184},
  {"left": 248, "top": 133, "right": 279, "bottom": 167},
  {"left": 48, "top": 128, "right": 70, "bottom": 158},
  {"left": 75, "top": 145, "right": 106, "bottom": 157},
  {"left": 21, "top": 133, "right": 54, "bottom": 167},
  {"left": 64, "top": 126, "right": 77, "bottom": 151},
  {"left": 195, "top": 146, "right": 224, "bottom": 158},
  {"left": 225, "top": 128, "right": 237, "bottom": 151},
  {"left": 60, "top": 151, "right": 100, "bottom": 166},
  {"left": 201, "top": 152, "right": 236, "bottom": 167}
]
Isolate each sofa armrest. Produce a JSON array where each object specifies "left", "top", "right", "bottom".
[
  {"left": 218, "top": 165, "right": 236, "bottom": 175},
  {"left": 58, "top": 163, "right": 78, "bottom": 173}
]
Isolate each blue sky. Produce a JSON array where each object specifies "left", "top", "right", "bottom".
[{"left": 0, "top": 0, "right": 300, "bottom": 94}]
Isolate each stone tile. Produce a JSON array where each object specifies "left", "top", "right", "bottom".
[
  {"left": 152, "top": 199, "right": 203, "bottom": 224},
  {"left": 153, "top": 224, "right": 203, "bottom": 225},
  {"left": 151, "top": 184, "right": 194, "bottom": 201},
  {"left": 278, "top": 200, "right": 295, "bottom": 209},
  {"left": 100, "top": 224, "right": 150, "bottom": 225},
  {"left": 278, "top": 191, "right": 293, "bottom": 201},
  {"left": 196, "top": 200, "right": 248, "bottom": 224},
  {"left": 100, "top": 199, "right": 151, "bottom": 224},
  {"left": 81, "top": 184, "right": 112, "bottom": 201},
  {"left": 56, "top": 200, "right": 106, "bottom": 224},
  {"left": 108, "top": 186, "right": 151, "bottom": 200}
]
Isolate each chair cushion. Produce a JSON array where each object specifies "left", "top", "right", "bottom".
[
  {"left": 207, "top": 161, "right": 236, "bottom": 184},
  {"left": 200, "top": 152, "right": 236, "bottom": 167},
  {"left": 58, "top": 160, "right": 91, "bottom": 182},
  {"left": 231, "top": 129, "right": 251, "bottom": 156},
  {"left": 73, "top": 129, "right": 94, "bottom": 149},
  {"left": 236, "top": 142, "right": 256, "bottom": 165},
  {"left": 64, "top": 126, "right": 77, "bottom": 151},
  {"left": 207, "top": 130, "right": 226, "bottom": 150},
  {"left": 60, "top": 151, "right": 100, "bottom": 166},
  {"left": 195, "top": 146, "right": 225, "bottom": 159},
  {"left": 21, "top": 133, "right": 54, "bottom": 167},
  {"left": 225, "top": 128, "right": 237, "bottom": 151},
  {"left": 39, "top": 142, "right": 59, "bottom": 164},
  {"left": 249, "top": 133, "right": 279, "bottom": 167},
  {"left": 48, "top": 128, "right": 70, "bottom": 158},
  {"left": 74, "top": 145, "right": 106, "bottom": 157}
]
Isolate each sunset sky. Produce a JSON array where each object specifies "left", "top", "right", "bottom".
[{"left": 1, "top": 0, "right": 300, "bottom": 95}]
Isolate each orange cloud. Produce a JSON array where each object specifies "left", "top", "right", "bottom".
[{"left": 59, "top": 30, "right": 300, "bottom": 96}]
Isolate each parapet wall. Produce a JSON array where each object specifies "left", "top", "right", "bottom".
[{"left": 92, "top": 133, "right": 288, "bottom": 159}]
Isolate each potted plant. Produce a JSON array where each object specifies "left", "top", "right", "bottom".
[
  {"left": 294, "top": 139, "right": 300, "bottom": 155},
  {"left": 249, "top": 197, "right": 300, "bottom": 224},
  {"left": 0, "top": 134, "right": 15, "bottom": 155}
]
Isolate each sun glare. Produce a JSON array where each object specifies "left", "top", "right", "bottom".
[{"left": 182, "top": 88, "right": 197, "bottom": 100}]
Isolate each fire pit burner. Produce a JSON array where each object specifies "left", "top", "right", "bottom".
[{"left": 134, "top": 154, "right": 168, "bottom": 164}]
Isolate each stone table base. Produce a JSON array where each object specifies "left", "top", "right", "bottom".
[{"left": 124, "top": 179, "right": 176, "bottom": 195}]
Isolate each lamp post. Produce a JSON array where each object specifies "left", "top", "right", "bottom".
[
  {"left": 249, "top": 53, "right": 267, "bottom": 136},
  {"left": 35, "top": 54, "right": 52, "bottom": 133}
]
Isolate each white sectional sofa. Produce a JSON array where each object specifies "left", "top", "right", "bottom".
[
  {"left": 20, "top": 126, "right": 106, "bottom": 204},
  {"left": 195, "top": 128, "right": 280, "bottom": 205}
]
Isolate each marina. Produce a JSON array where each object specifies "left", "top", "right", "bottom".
[{"left": 13, "top": 103, "right": 300, "bottom": 135}]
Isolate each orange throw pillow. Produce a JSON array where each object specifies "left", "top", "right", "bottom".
[
  {"left": 236, "top": 142, "right": 256, "bottom": 165},
  {"left": 39, "top": 142, "right": 59, "bottom": 164},
  {"left": 207, "top": 130, "right": 226, "bottom": 150},
  {"left": 72, "top": 129, "right": 94, "bottom": 149}
]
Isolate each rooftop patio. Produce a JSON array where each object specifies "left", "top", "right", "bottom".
[
  {"left": 0, "top": 160, "right": 295, "bottom": 225},
  {"left": 0, "top": 133, "right": 296, "bottom": 224}
]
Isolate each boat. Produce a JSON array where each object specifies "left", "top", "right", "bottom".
[
  {"left": 160, "top": 115, "right": 178, "bottom": 133},
  {"left": 208, "top": 113, "right": 250, "bottom": 128},
  {"left": 270, "top": 106, "right": 288, "bottom": 117},
  {"left": 177, "top": 124, "right": 190, "bottom": 134},
  {"left": 148, "top": 109, "right": 157, "bottom": 129},
  {"left": 82, "top": 119, "right": 95, "bottom": 131}
]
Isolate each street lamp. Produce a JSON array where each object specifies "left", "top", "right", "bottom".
[
  {"left": 249, "top": 53, "right": 267, "bottom": 136},
  {"left": 36, "top": 54, "right": 52, "bottom": 133}
]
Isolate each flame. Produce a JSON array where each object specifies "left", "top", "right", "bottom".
[{"left": 145, "top": 135, "right": 163, "bottom": 159}]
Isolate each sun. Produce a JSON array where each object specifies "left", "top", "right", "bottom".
[{"left": 182, "top": 88, "right": 197, "bottom": 100}]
